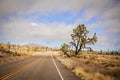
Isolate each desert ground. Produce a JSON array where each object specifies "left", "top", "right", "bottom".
[{"left": 55, "top": 51, "right": 120, "bottom": 80}]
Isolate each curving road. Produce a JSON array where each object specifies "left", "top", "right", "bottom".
[{"left": 0, "top": 53, "right": 80, "bottom": 80}]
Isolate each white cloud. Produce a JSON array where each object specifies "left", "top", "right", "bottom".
[
  {"left": 0, "top": 0, "right": 119, "bottom": 22},
  {"left": 0, "top": 0, "right": 78, "bottom": 15},
  {"left": 31, "top": 22, "right": 38, "bottom": 26},
  {"left": 0, "top": 18, "right": 75, "bottom": 41},
  {"left": 99, "top": 2, "right": 120, "bottom": 20},
  {"left": 83, "top": 0, "right": 110, "bottom": 21},
  {"left": 0, "top": 0, "right": 111, "bottom": 16}
]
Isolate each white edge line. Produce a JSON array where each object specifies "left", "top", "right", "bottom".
[{"left": 51, "top": 53, "right": 64, "bottom": 80}]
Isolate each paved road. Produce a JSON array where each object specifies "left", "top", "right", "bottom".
[{"left": 0, "top": 53, "right": 80, "bottom": 80}]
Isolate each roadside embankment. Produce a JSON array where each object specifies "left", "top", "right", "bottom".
[{"left": 55, "top": 52, "right": 120, "bottom": 80}]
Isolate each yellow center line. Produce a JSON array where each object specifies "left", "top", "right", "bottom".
[{"left": 0, "top": 58, "right": 40, "bottom": 80}]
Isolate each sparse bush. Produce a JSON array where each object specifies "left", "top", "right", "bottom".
[{"left": 60, "top": 43, "right": 70, "bottom": 57}]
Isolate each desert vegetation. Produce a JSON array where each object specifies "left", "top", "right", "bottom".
[
  {"left": 70, "top": 24, "right": 97, "bottom": 56},
  {"left": 57, "top": 24, "right": 120, "bottom": 80},
  {"left": 60, "top": 24, "right": 97, "bottom": 57},
  {"left": 0, "top": 42, "right": 51, "bottom": 63},
  {"left": 56, "top": 51, "right": 120, "bottom": 80},
  {"left": 0, "top": 42, "right": 51, "bottom": 57}
]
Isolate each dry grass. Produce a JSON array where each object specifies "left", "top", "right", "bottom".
[
  {"left": 56, "top": 52, "right": 120, "bottom": 80},
  {"left": 74, "top": 67, "right": 115, "bottom": 80}
]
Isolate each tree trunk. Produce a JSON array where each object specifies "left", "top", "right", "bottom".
[
  {"left": 75, "top": 45, "right": 78, "bottom": 56},
  {"left": 75, "top": 51, "right": 78, "bottom": 56},
  {"left": 74, "top": 45, "right": 82, "bottom": 57},
  {"left": 78, "top": 45, "right": 82, "bottom": 53},
  {"left": 64, "top": 52, "right": 70, "bottom": 57}
]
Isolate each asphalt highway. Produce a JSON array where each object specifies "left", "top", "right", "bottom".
[{"left": 0, "top": 53, "right": 80, "bottom": 80}]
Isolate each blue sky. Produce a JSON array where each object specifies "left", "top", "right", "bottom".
[{"left": 0, "top": 0, "right": 120, "bottom": 51}]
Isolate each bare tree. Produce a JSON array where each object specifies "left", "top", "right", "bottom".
[{"left": 70, "top": 24, "right": 97, "bottom": 56}]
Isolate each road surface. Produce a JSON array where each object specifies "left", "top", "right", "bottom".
[{"left": 0, "top": 53, "right": 80, "bottom": 80}]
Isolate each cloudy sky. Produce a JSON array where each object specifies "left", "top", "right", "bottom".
[{"left": 0, "top": 0, "right": 120, "bottom": 51}]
